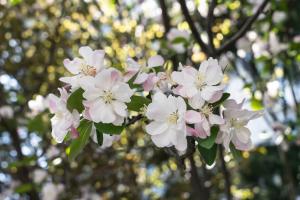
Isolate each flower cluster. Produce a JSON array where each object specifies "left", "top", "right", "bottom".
[{"left": 46, "top": 46, "right": 262, "bottom": 160}]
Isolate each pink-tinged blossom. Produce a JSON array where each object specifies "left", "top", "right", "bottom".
[
  {"left": 216, "top": 99, "right": 263, "bottom": 151},
  {"left": 125, "top": 55, "right": 164, "bottom": 91},
  {"left": 81, "top": 68, "right": 134, "bottom": 125},
  {"left": 171, "top": 57, "right": 224, "bottom": 103},
  {"left": 145, "top": 92, "right": 187, "bottom": 151},
  {"left": 60, "top": 46, "right": 105, "bottom": 90},
  {"left": 47, "top": 88, "right": 80, "bottom": 143}
]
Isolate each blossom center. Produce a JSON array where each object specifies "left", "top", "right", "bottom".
[
  {"left": 103, "top": 90, "right": 114, "bottom": 104},
  {"left": 195, "top": 72, "right": 206, "bottom": 90},
  {"left": 167, "top": 111, "right": 179, "bottom": 124},
  {"left": 201, "top": 105, "right": 213, "bottom": 116},
  {"left": 80, "top": 64, "right": 96, "bottom": 76}
]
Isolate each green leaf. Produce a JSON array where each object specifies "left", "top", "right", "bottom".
[
  {"left": 230, "top": 143, "right": 242, "bottom": 160},
  {"left": 68, "top": 120, "right": 92, "bottom": 161},
  {"left": 171, "top": 37, "right": 188, "bottom": 44},
  {"left": 126, "top": 95, "right": 151, "bottom": 112},
  {"left": 67, "top": 88, "right": 84, "bottom": 113},
  {"left": 127, "top": 73, "right": 141, "bottom": 89},
  {"left": 94, "top": 122, "right": 124, "bottom": 135},
  {"left": 27, "top": 114, "right": 45, "bottom": 133},
  {"left": 250, "top": 98, "right": 263, "bottom": 111},
  {"left": 96, "top": 130, "right": 103, "bottom": 146},
  {"left": 197, "top": 125, "right": 219, "bottom": 149},
  {"left": 10, "top": 0, "right": 22, "bottom": 5},
  {"left": 15, "top": 183, "right": 33, "bottom": 194},
  {"left": 198, "top": 144, "right": 218, "bottom": 166},
  {"left": 210, "top": 93, "right": 230, "bottom": 108}
]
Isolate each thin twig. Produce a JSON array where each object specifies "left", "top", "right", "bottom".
[
  {"left": 219, "top": 146, "right": 232, "bottom": 200},
  {"left": 216, "top": 0, "right": 269, "bottom": 55},
  {"left": 207, "top": 0, "right": 217, "bottom": 53},
  {"left": 158, "top": 0, "right": 171, "bottom": 33},
  {"left": 178, "top": 0, "right": 211, "bottom": 56}
]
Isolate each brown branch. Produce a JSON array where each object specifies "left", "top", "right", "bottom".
[
  {"left": 158, "top": 0, "right": 171, "bottom": 33},
  {"left": 219, "top": 146, "right": 232, "bottom": 200},
  {"left": 206, "top": 0, "right": 217, "bottom": 53},
  {"left": 178, "top": 0, "right": 212, "bottom": 56},
  {"left": 216, "top": 0, "right": 269, "bottom": 55}
]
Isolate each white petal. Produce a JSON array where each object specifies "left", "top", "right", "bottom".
[
  {"left": 79, "top": 46, "right": 93, "bottom": 65},
  {"left": 113, "top": 83, "right": 134, "bottom": 103},
  {"left": 208, "top": 114, "right": 224, "bottom": 125},
  {"left": 235, "top": 127, "right": 251, "bottom": 143},
  {"left": 112, "top": 101, "right": 127, "bottom": 117},
  {"left": 146, "top": 122, "right": 168, "bottom": 135},
  {"left": 63, "top": 58, "right": 83, "bottom": 74},
  {"left": 188, "top": 93, "right": 205, "bottom": 109},
  {"left": 147, "top": 55, "right": 164, "bottom": 68},
  {"left": 174, "top": 130, "right": 187, "bottom": 151},
  {"left": 200, "top": 85, "right": 225, "bottom": 101},
  {"left": 185, "top": 110, "right": 202, "bottom": 124},
  {"left": 134, "top": 72, "right": 148, "bottom": 84},
  {"left": 91, "top": 50, "right": 105, "bottom": 71},
  {"left": 151, "top": 130, "right": 172, "bottom": 147},
  {"left": 204, "top": 57, "right": 223, "bottom": 85},
  {"left": 98, "top": 104, "right": 116, "bottom": 123}
]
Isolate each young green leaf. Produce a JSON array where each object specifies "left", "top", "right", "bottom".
[
  {"left": 94, "top": 122, "right": 124, "bottom": 135},
  {"left": 171, "top": 37, "right": 188, "bottom": 44},
  {"left": 126, "top": 95, "right": 151, "bottom": 112},
  {"left": 198, "top": 144, "right": 218, "bottom": 166},
  {"left": 210, "top": 93, "right": 230, "bottom": 108},
  {"left": 96, "top": 130, "right": 103, "bottom": 146},
  {"left": 197, "top": 125, "right": 219, "bottom": 149},
  {"left": 67, "top": 88, "right": 84, "bottom": 112},
  {"left": 68, "top": 120, "right": 92, "bottom": 161}
]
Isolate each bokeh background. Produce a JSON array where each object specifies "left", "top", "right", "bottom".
[{"left": 0, "top": 0, "right": 300, "bottom": 199}]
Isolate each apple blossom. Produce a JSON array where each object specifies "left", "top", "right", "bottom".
[
  {"left": 60, "top": 46, "right": 105, "bottom": 90},
  {"left": 186, "top": 103, "right": 224, "bottom": 138},
  {"left": 0, "top": 105, "right": 13, "bottom": 119},
  {"left": 47, "top": 88, "right": 80, "bottom": 143},
  {"left": 172, "top": 57, "right": 224, "bottom": 104},
  {"left": 145, "top": 92, "right": 187, "bottom": 151},
  {"left": 81, "top": 68, "right": 134, "bottom": 125},
  {"left": 28, "top": 95, "right": 46, "bottom": 115},
  {"left": 130, "top": 55, "right": 164, "bottom": 91},
  {"left": 216, "top": 99, "right": 263, "bottom": 151}
]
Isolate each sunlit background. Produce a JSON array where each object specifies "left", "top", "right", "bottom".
[{"left": 0, "top": 0, "right": 300, "bottom": 199}]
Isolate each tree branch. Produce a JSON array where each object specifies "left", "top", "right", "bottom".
[
  {"left": 216, "top": 0, "right": 269, "bottom": 55},
  {"left": 206, "top": 0, "right": 217, "bottom": 53},
  {"left": 158, "top": 0, "right": 171, "bottom": 33},
  {"left": 219, "top": 146, "right": 232, "bottom": 200},
  {"left": 178, "top": 0, "right": 212, "bottom": 56}
]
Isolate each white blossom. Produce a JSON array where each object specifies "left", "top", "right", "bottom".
[
  {"left": 60, "top": 46, "right": 105, "bottom": 90},
  {"left": 81, "top": 68, "right": 134, "bottom": 125},
  {"left": 28, "top": 95, "right": 47, "bottom": 115},
  {"left": 47, "top": 88, "right": 80, "bottom": 143},
  {"left": 216, "top": 99, "right": 263, "bottom": 151},
  {"left": 41, "top": 183, "right": 64, "bottom": 200},
  {"left": 125, "top": 55, "right": 164, "bottom": 91},
  {"left": 32, "top": 169, "right": 47, "bottom": 183},
  {"left": 172, "top": 57, "right": 224, "bottom": 104},
  {"left": 0, "top": 105, "right": 13, "bottom": 119},
  {"left": 145, "top": 92, "right": 187, "bottom": 151}
]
